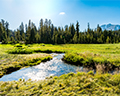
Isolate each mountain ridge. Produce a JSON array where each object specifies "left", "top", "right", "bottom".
[{"left": 100, "top": 23, "right": 120, "bottom": 31}]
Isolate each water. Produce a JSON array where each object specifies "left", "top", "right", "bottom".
[{"left": 0, "top": 53, "right": 92, "bottom": 81}]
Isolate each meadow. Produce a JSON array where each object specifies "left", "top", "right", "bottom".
[
  {"left": 8, "top": 43, "right": 120, "bottom": 73},
  {"left": 0, "top": 71, "right": 120, "bottom": 95},
  {"left": 1, "top": 43, "right": 120, "bottom": 76},
  {"left": 0, "top": 43, "right": 120, "bottom": 95}
]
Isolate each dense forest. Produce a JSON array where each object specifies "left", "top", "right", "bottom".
[{"left": 0, "top": 19, "right": 120, "bottom": 44}]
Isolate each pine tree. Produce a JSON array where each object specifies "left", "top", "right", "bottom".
[
  {"left": 25, "top": 20, "right": 31, "bottom": 44},
  {"left": 87, "top": 23, "right": 90, "bottom": 34},
  {"left": 5, "top": 22, "right": 10, "bottom": 41},
  {"left": 39, "top": 19, "right": 44, "bottom": 43},
  {"left": 76, "top": 21, "right": 79, "bottom": 42},
  {"left": 0, "top": 22, "right": 3, "bottom": 42},
  {"left": 21, "top": 33, "right": 25, "bottom": 42},
  {"left": 29, "top": 23, "right": 36, "bottom": 44},
  {"left": 73, "top": 33, "right": 78, "bottom": 44},
  {"left": 0, "top": 19, "right": 8, "bottom": 43},
  {"left": 2, "top": 30, "right": 8, "bottom": 44},
  {"left": 19, "top": 22, "right": 24, "bottom": 40},
  {"left": 10, "top": 36, "right": 16, "bottom": 44},
  {"left": 35, "top": 32, "right": 40, "bottom": 43},
  {"left": 15, "top": 30, "right": 20, "bottom": 43},
  {"left": 106, "top": 36, "right": 110, "bottom": 43},
  {"left": 71, "top": 24, "right": 75, "bottom": 38}
]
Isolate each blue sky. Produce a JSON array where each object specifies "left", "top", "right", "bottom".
[{"left": 0, "top": 0, "right": 120, "bottom": 31}]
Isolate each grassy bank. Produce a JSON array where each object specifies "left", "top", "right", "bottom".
[
  {"left": 7, "top": 44, "right": 65, "bottom": 54},
  {"left": 0, "top": 53, "right": 52, "bottom": 78},
  {"left": 0, "top": 71, "right": 120, "bottom": 96},
  {"left": 63, "top": 52, "right": 120, "bottom": 73},
  {"left": 0, "top": 44, "right": 53, "bottom": 78}
]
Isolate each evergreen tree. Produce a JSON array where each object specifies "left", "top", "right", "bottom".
[
  {"left": 48, "top": 19, "right": 52, "bottom": 43},
  {"left": 2, "top": 30, "right": 8, "bottom": 44},
  {"left": 71, "top": 24, "right": 75, "bottom": 38},
  {"left": 15, "top": 30, "right": 20, "bottom": 43},
  {"left": 76, "top": 21, "right": 79, "bottom": 42},
  {"left": 21, "top": 33, "right": 25, "bottom": 42},
  {"left": 5, "top": 22, "right": 10, "bottom": 41},
  {"left": 106, "top": 36, "right": 110, "bottom": 43},
  {"left": 29, "top": 23, "right": 36, "bottom": 43},
  {"left": 97, "top": 24, "right": 102, "bottom": 33},
  {"left": 87, "top": 23, "right": 90, "bottom": 33},
  {"left": 0, "top": 22, "right": 3, "bottom": 42},
  {"left": 25, "top": 20, "right": 31, "bottom": 44},
  {"left": 19, "top": 22, "right": 24, "bottom": 40},
  {"left": 35, "top": 32, "right": 40, "bottom": 43},
  {"left": 73, "top": 33, "right": 78, "bottom": 44},
  {"left": 39, "top": 19, "right": 44, "bottom": 43},
  {"left": 10, "top": 36, "right": 16, "bottom": 44},
  {"left": 0, "top": 19, "right": 8, "bottom": 43}
]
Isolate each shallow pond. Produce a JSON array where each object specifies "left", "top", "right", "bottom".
[{"left": 0, "top": 53, "right": 93, "bottom": 81}]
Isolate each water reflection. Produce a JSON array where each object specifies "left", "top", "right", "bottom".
[{"left": 0, "top": 53, "right": 92, "bottom": 81}]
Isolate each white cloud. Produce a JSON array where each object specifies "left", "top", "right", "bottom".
[{"left": 59, "top": 12, "right": 65, "bottom": 15}]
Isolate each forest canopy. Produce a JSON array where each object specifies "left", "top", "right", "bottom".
[{"left": 0, "top": 19, "right": 120, "bottom": 44}]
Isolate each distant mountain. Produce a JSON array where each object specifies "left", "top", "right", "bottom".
[{"left": 100, "top": 23, "right": 120, "bottom": 31}]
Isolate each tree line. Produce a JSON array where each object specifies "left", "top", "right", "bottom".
[{"left": 0, "top": 19, "right": 120, "bottom": 44}]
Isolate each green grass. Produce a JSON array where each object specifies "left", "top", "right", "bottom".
[
  {"left": 0, "top": 53, "right": 52, "bottom": 78},
  {"left": 0, "top": 43, "right": 120, "bottom": 95},
  {"left": 0, "top": 43, "right": 120, "bottom": 77},
  {"left": 63, "top": 52, "right": 120, "bottom": 73},
  {"left": 23, "top": 43, "right": 120, "bottom": 72},
  {"left": 0, "top": 44, "right": 52, "bottom": 78},
  {"left": 7, "top": 43, "right": 120, "bottom": 55},
  {"left": 0, "top": 71, "right": 120, "bottom": 96}
]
